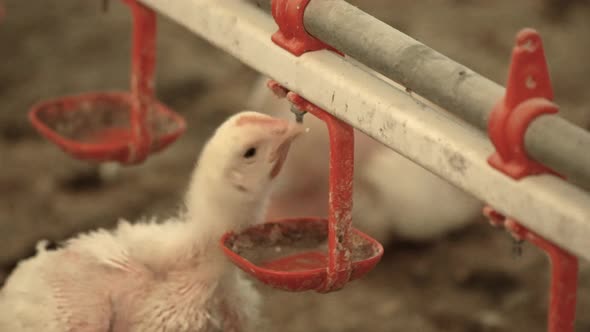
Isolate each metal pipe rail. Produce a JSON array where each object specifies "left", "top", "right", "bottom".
[
  {"left": 138, "top": 0, "right": 590, "bottom": 260},
  {"left": 252, "top": 0, "right": 590, "bottom": 190}
]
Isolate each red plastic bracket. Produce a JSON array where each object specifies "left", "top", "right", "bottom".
[
  {"left": 286, "top": 92, "right": 354, "bottom": 292},
  {"left": 268, "top": 79, "right": 354, "bottom": 292},
  {"left": 485, "top": 28, "right": 578, "bottom": 332},
  {"left": 483, "top": 207, "right": 578, "bottom": 332},
  {"left": 487, "top": 28, "right": 560, "bottom": 179},
  {"left": 270, "top": 0, "right": 343, "bottom": 56},
  {"left": 267, "top": 80, "right": 289, "bottom": 98},
  {"left": 123, "top": 0, "right": 155, "bottom": 163}
]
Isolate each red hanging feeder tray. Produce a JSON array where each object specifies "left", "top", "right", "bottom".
[
  {"left": 28, "top": 0, "right": 185, "bottom": 164},
  {"left": 221, "top": 87, "right": 384, "bottom": 293},
  {"left": 221, "top": 217, "right": 383, "bottom": 292}
]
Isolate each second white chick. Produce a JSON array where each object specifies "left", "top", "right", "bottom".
[
  {"left": 0, "top": 111, "right": 303, "bottom": 332},
  {"left": 248, "top": 76, "right": 483, "bottom": 242}
]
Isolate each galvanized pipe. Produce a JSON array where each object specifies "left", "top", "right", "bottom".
[
  {"left": 138, "top": 0, "right": 590, "bottom": 260},
  {"left": 254, "top": 0, "right": 590, "bottom": 189}
]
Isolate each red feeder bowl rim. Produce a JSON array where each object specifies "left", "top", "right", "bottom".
[
  {"left": 220, "top": 217, "right": 384, "bottom": 292},
  {"left": 28, "top": 92, "right": 186, "bottom": 164}
]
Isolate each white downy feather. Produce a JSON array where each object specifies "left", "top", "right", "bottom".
[{"left": 0, "top": 111, "right": 302, "bottom": 331}]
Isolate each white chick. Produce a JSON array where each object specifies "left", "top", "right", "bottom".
[
  {"left": 0, "top": 111, "right": 303, "bottom": 332},
  {"left": 248, "top": 76, "right": 482, "bottom": 242}
]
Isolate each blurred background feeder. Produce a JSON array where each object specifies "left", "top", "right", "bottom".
[
  {"left": 221, "top": 87, "right": 384, "bottom": 293},
  {"left": 28, "top": 0, "right": 185, "bottom": 165}
]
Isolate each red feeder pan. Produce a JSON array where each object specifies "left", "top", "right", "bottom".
[
  {"left": 28, "top": 0, "right": 185, "bottom": 165},
  {"left": 221, "top": 89, "right": 384, "bottom": 293},
  {"left": 29, "top": 92, "right": 184, "bottom": 163},
  {"left": 221, "top": 217, "right": 383, "bottom": 292}
]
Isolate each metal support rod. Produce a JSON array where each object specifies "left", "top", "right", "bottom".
[
  {"left": 252, "top": 0, "right": 590, "bottom": 189},
  {"left": 137, "top": 0, "right": 590, "bottom": 260}
]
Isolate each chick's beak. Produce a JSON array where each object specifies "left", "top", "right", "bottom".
[{"left": 270, "top": 122, "right": 304, "bottom": 179}]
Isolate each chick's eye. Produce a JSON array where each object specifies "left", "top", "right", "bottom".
[{"left": 243, "top": 147, "right": 257, "bottom": 158}]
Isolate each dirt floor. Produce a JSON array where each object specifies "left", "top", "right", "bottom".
[{"left": 1, "top": 0, "right": 590, "bottom": 331}]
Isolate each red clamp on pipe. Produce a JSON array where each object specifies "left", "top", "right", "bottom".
[
  {"left": 271, "top": 0, "right": 343, "bottom": 56},
  {"left": 220, "top": 80, "right": 383, "bottom": 293},
  {"left": 487, "top": 28, "right": 560, "bottom": 179},
  {"left": 485, "top": 28, "right": 578, "bottom": 332}
]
